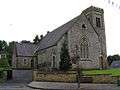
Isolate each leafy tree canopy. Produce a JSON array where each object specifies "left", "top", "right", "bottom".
[
  {"left": 33, "top": 35, "right": 40, "bottom": 44},
  {"left": 0, "top": 40, "right": 10, "bottom": 68},
  {"left": 0, "top": 40, "right": 8, "bottom": 52},
  {"left": 107, "top": 54, "right": 120, "bottom": 65},
  {"left": 7, "top": 41, "right": 15, "bottom": 66},
  {"left": 0, "top": 58, "right": 9, "bottom": 68}
]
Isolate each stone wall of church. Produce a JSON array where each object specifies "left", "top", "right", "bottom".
[
  {"left": 68, "top": 14, "right": 101, "bottom": 69},
  {"left": 84, "top": 8, "right": 107, "bottom": 68},
  {"left": 91, "top": 10, "right": 107, "bottom": 57},
  {"left": 16, "top": 56, "right": 33, "bottom": 69},
  {"left": 37, "top": 34, "right": 67, "bottom": 69},
  {"left": 56, "top": 34, "right": 68, "bottom": 68},
  {"left": 37, "top": 7, "right": 107, "bottom": 69},
  {"left": 37, "top": 46, "right": 57, "bottom": 69}
]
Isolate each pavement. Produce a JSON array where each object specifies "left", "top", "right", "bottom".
[
  {"left": 28, "top": 81, "right": 120, "bottom": 90},
  {"left": 1, "top": 80, "right": 120, "bottom": 90},
  {"left": 0, "top": 80, "right": 40, "bottom": 90}
]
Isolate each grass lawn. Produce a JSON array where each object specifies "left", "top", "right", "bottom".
[{"left": 83, "top": 68, "right": 120, "bottom": 76}]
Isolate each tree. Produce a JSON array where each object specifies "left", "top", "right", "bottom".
[
  {"left": 0, "top": 58, "right": 9, "bottom": 68},
  {"left": 59, "top": 41, "right": 72, "bottom": 71},
  {"left": 107, "top": 54, "right": 120, "bottom": 65},
  {"left": 0, "top": 40, "right": 9, "bottom": 68},
  {"left": 0, "top": 40, "right": 15, "bottom": 66},
  {"left": 0, "top": 40, "right": 8, "bottom": 52},
  {"left": 7, "top": 41, "right": 15, "bottom": 66},
  {"left": 33, "top": 35, "right": 40, "bottom": 44}
]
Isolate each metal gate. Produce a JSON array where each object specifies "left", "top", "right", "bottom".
[{"left": 12, "top": 70, "right": 32, "bottom": 82}]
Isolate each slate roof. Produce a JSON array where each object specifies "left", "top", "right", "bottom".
[
  {"left": 36, "top": 15, "right": 81, "bottom": 52},
  {"left": 111, "top": 61, "right": 120, "bottom": 68},
  {"left": 15, "top": 42, "right": 37, "bottom": 56}
]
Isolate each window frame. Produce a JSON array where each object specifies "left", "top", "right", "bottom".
[{"left": 96, "top": 17, "right": 101, "bottom": 28}]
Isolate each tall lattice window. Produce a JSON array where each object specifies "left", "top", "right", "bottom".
[{"left": 80, "top": 37, "right": 89, "bottom": 59}]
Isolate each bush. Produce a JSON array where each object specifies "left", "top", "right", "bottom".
[{"left": 0, "top": 58, "right": 9, "bottom": 68}]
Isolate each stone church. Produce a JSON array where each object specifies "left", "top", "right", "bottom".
[
  {"left": 35, "top": 6, "right": 107, "bottom": 69},
  {"left": 12, "top": 6, "right": 107, "bottom": 81}
]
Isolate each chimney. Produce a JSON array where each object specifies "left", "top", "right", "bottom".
[
  {"left": 47, "top": 31, "right": 50, "bottom": 34},
  {"left": 40, "top": 35, "right": 43, "bottom": 40}
]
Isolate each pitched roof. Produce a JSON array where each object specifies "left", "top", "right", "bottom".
[
  {"left": 15, "top": 42, "right": 37, "bottom": 56},
  {"left": 36, "top": 15, "right": 80, "bottom": 52}
]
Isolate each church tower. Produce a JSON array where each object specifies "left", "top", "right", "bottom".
[{"left": 83, "top": 6, "right": 108, "bottom": 69}]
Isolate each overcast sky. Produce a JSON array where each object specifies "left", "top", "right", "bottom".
[{"left": 0, "top": 0, "right": 120, "bottom": 56}]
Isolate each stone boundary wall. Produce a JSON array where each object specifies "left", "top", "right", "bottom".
[
  {"left": 33, "top": 70, "right": 77, "bottom": 83},
  {"left": 33, "top": 70, "right": 119, "bottom": 84}
]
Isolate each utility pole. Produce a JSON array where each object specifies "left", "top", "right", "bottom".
[{"left": 75, "top": 45, "right": 82, "bottom": 88}]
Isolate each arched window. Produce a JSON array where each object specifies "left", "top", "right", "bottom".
[
  {"left": 51, "top": 49, "right": 56, "bottom": 68},
  {"left": 31, "top": 59, "right": 34, "bottom": 68},
  {"left": 80, "top": 37, "right": 89, "bottom": 59},
  {"left": 52, "top": 56, "right": 56, "bottom": 68}
]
